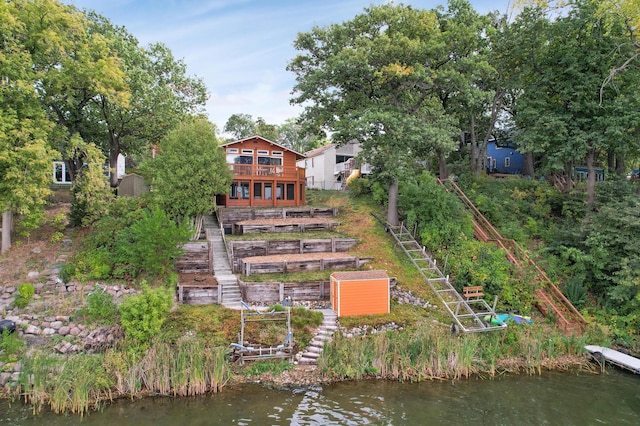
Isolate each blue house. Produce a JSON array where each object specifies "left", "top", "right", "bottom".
[{"left": 486, "top": 141, "right": 524, "bottom": 175}]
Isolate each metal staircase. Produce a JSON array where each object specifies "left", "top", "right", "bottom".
[
  {"left": 440, "top": 179, "right": 586, "bottom": 335},
  {"left": 204, "top": 214, "right": 242, "bottom": 309},
  {"left": 384, "top": 220, "right": 505, "bottom": 334}
]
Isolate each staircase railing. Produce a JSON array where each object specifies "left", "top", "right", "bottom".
[{"left": 440, "top": 179, "right": 586, "bottom": 334}]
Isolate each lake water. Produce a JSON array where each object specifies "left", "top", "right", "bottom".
[{"left": 1, "top": 369, "right": 638, "bottom": 425}]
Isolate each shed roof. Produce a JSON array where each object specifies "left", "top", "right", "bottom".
[{"left": 331, "top": 270, "right": 389, "bottom": 281}]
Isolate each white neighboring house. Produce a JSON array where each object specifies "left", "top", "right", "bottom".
[
  {"left": 53, "top": 154, "right": 125, "bottom": 185},
  {"left": 297, "top": 141, "right": 371, "bottom": 190}
]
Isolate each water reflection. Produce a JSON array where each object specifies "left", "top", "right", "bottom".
[{"left": 0, "top": 369, "right": 638, "bottom": 425}]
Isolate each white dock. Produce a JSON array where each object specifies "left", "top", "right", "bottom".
[{"left": 584, "top": 345, "right": 640, "bottom": 374}]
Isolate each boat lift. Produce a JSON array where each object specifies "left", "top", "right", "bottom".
[{"left": 385, "top": 220, "right": 506, "bottom": 334}]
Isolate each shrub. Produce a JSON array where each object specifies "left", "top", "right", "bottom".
[
  {"left": 81, "top": 288, "right": 118, "bottom": 324},
  {"left": 14, "top": 283, "right": 35, "bottom": 308},
  {"left": 0, "top": 329, "right": 25, "bottom": 363},
  {"left": 119, "top": 283, "right": 173, "bottom": 346},
  {"left": 115, "top": 207, "right": 190, "bottom": 277}
]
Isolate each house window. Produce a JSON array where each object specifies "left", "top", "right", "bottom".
[
  {"left": 504, "top": 157, "right": 511, "bottom": 168},
  {"left": 276, "top": 183, "right": 284, "bottom": 200},
  {"left": 271, "top": 151, "right": 283, "bottom": 157},
  {"left": 227, "top": 153, "right": 253, "bottom": 164},
  {"left": 286, "top": 184, "right": 295, "bottom": 200},
  {"left": 264, "top": 183, "right": 272, "bottom": 200},
  {"left": 241, "top": 149, "right": 254, "bottom": 155},
  {"left": 257, "top": 150, "right": 269, "bottom": 156},
  {"left": 53, "top": 161, "right": 72, "bottom": 184},
  {"left": 254, "top": 182, "right": 262, "bottom": 200},
  {"left": 230, "top": 182, "right": 250, "bottom": 199}
]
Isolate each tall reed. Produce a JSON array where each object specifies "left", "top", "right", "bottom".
[{"left": 320, "top": 323, "right": 587, "bottom": 381}]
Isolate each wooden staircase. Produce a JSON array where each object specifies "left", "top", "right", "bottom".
[{"left": 440, "top": 179, "right": 587, "bottom": 335}]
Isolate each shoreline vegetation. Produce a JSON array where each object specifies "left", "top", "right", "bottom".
[
  {"left": 3, "top": 320, "right": 598, "bottom": 416},
  {"left": 0, "top": 187, "right": 619, "bottom": 416}
]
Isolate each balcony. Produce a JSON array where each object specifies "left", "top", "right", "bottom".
[{"left": 229, "top": 164, "right": 305, "bottom": 180}]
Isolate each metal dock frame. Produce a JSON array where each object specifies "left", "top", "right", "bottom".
[{"left": 387, "top": 222, "right": 506, "bottom": 334}]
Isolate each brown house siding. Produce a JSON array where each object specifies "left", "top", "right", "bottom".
[{"left": 220, "top": 137, "right": 306, "bottom": 208}]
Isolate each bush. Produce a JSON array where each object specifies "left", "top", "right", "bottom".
[
  {"left": 14, "top": 283, "right": 35, "bottom": 308},
  {"left": 0, "top": 329, "right": 25, "bottom": 363},
  {"left": 119, "top": 283, "right": 173, "bottom": 346},
  {"left": 80, "top": 288, "right": 118, "bottom": 325}
]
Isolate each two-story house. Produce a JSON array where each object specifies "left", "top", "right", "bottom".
[
  {"left": 219, "top": 136, "right": 307, "bottom": 207},
  {"left": 298, "top": 141, "right": 370, "bottom": 190}
]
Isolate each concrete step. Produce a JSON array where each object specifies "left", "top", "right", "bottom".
[
  {"left": 298, "top": 357, "right": 316, "bottom": 365},
  {"left": 301, "top": 351, "right": 319, "bottom": 359},
  {"left": 307, "top": 346, "right": 322, "bottom": 354}
]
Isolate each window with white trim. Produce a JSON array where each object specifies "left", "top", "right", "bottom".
[{"left": 53, "top": 161, "right": 72, "bottom": 184}]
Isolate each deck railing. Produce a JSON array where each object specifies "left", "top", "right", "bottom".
[{"left": 229, "top": 164, "right": 305, "bottom": 179}]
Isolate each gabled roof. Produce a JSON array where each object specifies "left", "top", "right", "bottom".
[
  {"left": 302, "top": 144, "right": 335, "bottom": 159},
  {"left": 221, "top": 136, "right": 305, "bottom": 160}
]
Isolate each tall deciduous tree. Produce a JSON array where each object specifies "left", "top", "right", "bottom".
[
  {"left": 509, "top": 0, "right": 640, "bottom": 205},
  {"left": 288, "top": 4, "right": 459, "bottom": 225},
  {"left": 223, "top": 114, "right": 279, "bottom": 142},
  {"left": 1, "top": 0, "right": 61, "bottom": 252},
  {"left": 14, "top": 0, "right": 129, "bottom": 181},
  {"left": 139, "top": 118, "right": 233, "bottom": 221},
  {"left": 85, "top": 13, "right": 208, "bottom": 187}
]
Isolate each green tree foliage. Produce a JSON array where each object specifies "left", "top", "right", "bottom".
[
  {"left": 85, "top": 13, "right": 208, "bottom": 186},
  {"left": 277, "top": 118, "right": 323, "bottom": 154},
  {"left": 68, "top": 136, "right": 114, "bottom": 226},
  {"left": 0, "top": 0, "right": 60, "bottom": 249},
  {"left": 115, "top": 207, "right": 190, "bottom": 277},
  {"left": 506, "top": 0, "right": 640, "bottom": 205},
  {"left": 118, "top": 283, "right": 173, "bottom": 345},
  {"left": 140, "top": 118, "right": 233, "bottom": 221},
  {"left": 398, "top": 172, "right": 473, "bottom": 249},
  {"left": 289, "top": 3, "right": 463, "bottom": 224},
  {"left": 223, "top": 113, "right": 279, "bottom": 141},
  {"left": 12, "top": 0, "right": 129, "bottom": 181}
]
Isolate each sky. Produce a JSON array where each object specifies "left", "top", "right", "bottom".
[{"left": 66, "top": 0, "right": 515, "bottom": 131}]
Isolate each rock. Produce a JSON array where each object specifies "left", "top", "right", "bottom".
[
  {"left": 5, "top": 287, "right": 15, "bottom": 294},
  {"left": 24, "top": 325, "right": 41, "bottom": 335},
  {"left": 69, "top": 327, "right": 81, "bottom": 336},
  {"left": 0, "top": 293, "right": 11, "bottom": 300},
  {"left": 27, "top": 271, "right": 39, "bottom": 279},
  {"left": 0, "top": 373, "right": 12, "bottom": 386},
  {"left": 50, "top": 321, "right": 63, "bottom": 330},
  {"left": 43, "top": 328, "right": 56, "bottom": 336},
  {"left": 58, "top": 326, "right": 70, "bottom": 336},
  {"left": 55, "top": 316, "right": 69, "bottom": 322},
  {"left": 31, "top": 247, "right": 42, "bottom": 254}
]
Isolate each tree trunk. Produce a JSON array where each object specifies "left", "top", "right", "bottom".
[
  {"left": 586, "top": 149, "right": 596, "bottom": 207},
  {"left": 615, "top": 154, "right": 626, "bottom": 177},
  {"left": 523, "top": 152, "right": 535, "bottom": 178},
  {"left": 387, "top": 177, "right": 399, "bottom": 226},
  {"left": 1, "top": 210, "right": 12, "bottom": 254},
  {"left": 607, "top": 149, "right": 615, "bottom": 175},
  {"left": 469, "top": 117, "right": 482, "bottom": 175}
]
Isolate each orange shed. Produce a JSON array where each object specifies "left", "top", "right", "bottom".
[{"left": 330, "top": 270, "right": 390, "bottom": 317}]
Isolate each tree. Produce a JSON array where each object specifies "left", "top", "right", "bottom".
[
  {"left": 14, "top": 0, "right": 129, "bottom": 181},
  {"left": 277, "top": 118, "right": 323, "bottom": 153},
  {"left": 85, "top": 13, "right": 208, "bottom": 187},
  {"left": 508, "top": 0, "right": 640, "bottom": 205},
  {"left": 139, "top": 118, "right": 233, "bottom": 221},
  {"left": 1, "top": 0, "right": 60, "bottom": 252},
  {"left": 289, "top": 3, "right": 460, "bottom": 225},
  {"left": 223, "top": 113, "right": 279, "bottom": 141},
  {"left": 68, "top": 136, "right": 114, "bottom": 227}
]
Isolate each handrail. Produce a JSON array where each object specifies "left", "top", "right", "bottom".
[
  {"left": 228, "top": 164, "right": 304, "bottom": 180},
  {"left": 440, "top": 178, "right": 586, "bottom": 332}
]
